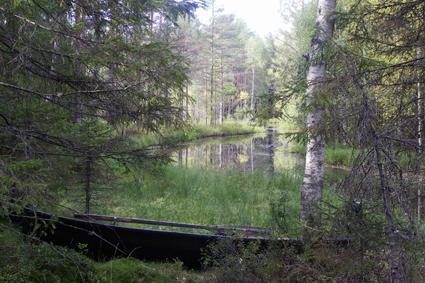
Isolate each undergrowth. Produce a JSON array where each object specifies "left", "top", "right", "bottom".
[{"left": 0, "top": 227, "right": 202, "bottom": 283}]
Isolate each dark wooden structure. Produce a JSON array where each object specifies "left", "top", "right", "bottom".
[{"left": 9, "top": 209, "right": 305, "bottom": 269}]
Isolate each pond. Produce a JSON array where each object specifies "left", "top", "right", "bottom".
[
  {"left": 172, "top": 130, "right": 347, "bottom": 183},
  {"left": 59, "top": 130, "right": 348, "bottom": 234}
]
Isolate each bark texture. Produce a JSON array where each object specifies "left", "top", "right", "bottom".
[
  {"left": 418, "top": 47, "right": 423, "bottom": 222},
  {"left": 418, "top": 47, "right": 423, "bottom": 152},
  {"left": 300, "top": 0, "right": 336, "bottom": 227},
  {"left": 85, "top": 156, "right": 92, "bottom": 214}
]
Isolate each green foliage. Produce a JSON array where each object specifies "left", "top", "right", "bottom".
[
  {"left": 0, "top": 0, "right": 204, "bottom": 214},
  {"left": 0, "top": 228, "right": 96, "bottom": 283},
  {"left": 259, "top": 1, "right": 317, "bottom": 124},
  {"left": 203, "top": 239, "right": 286, "bottom": 282},
  {"left": 181, "top": 8, "right": 270, "bottom": 123},
  {"left": 325, "top": 146, "right": 359, "bottom": 168},
  {"left": 289, "top": 143, "right": 358, "bottom": 168},
  {"left": 94, "top": 258, "right": 201, "bottom": 283},
  {"left": 201, "top": 195, "right": 424, "bottom": 282},
  {"left": 131, "top": 122, "right": 259, "bottom": 147}
]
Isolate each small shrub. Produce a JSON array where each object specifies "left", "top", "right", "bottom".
[{"left": 203, "top": 239, "right": 286, "bottom": 283}]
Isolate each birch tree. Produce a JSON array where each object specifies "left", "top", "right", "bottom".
[{"left": 300, "top": 0, "right": 336, "bottom": 228}]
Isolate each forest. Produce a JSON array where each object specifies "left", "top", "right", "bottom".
[{"left": 0, "top": 0, "right": 424, "bottom": 282}]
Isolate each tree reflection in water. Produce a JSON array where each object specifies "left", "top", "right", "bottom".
[{"left": 173, "top": 130, "right": 299, "bottom": 176}]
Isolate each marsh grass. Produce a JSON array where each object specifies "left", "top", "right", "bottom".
[
  {"left": 130, "top": 122, "right": 260, "bottom": 148},
  {"left": 289, "top": 142, "right": 423, "bottom": 170},
  {"left": 100, "top": 166, "right": 303, "bottom": 236},
  {"left": 289, "top": 143, "right": 358, "bottom": 168},
  {"left": 58, "top": 164, "right": 305, "bottom": 236}
]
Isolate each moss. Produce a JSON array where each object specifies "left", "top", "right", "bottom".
[
  {"left": 95, "top": 258, "right": 202, "bottom": 283},
  {"left": 0, "top": 228, "right": 96, "bottom": 283}
]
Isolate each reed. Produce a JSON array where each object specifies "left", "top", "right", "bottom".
[{"left": 61, "top": 165, "right": 304, "bottom": 236}]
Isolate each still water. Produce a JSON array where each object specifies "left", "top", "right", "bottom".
[{"left": 172, "top": 131, "right": 346, "bottom": 181}]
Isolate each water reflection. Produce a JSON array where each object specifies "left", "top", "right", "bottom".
[{"left": 173, "top": 131, "right": 305, "bottom": 176}]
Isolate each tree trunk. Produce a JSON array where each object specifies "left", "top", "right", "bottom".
[
  {"left": 73, "top": 3, "right": 85, "bottom": 123},
  {"left": 418, "top": 48, "right": 423, "bottom": 152},
  {"left": 373, "top": 133, "right": 402, "bottom": 283},
  {"left": 210, "top": 0, "right": 215, "bottom": 126},
  {"left": 358, "top": 79, "right": 403, "bottom": 283},
  {"left": 84, "top": 156, "right": 92, "bottom": 214},
  {"left": 186, "top": 84, "right": 189, "bottom": 120},
  {"left": 220, "top": 52, "right": 224, "bottom": 124},
  {"left": 205, "top": 75, "right": 208, "bottom": 125},
  {"left": 250, "top": 66, "right": 255, "bottom": 112},
  {"left": 300, "top": 0, "right": 336, "bottom": 229},
  {"left": 417, "top": 47, "right": 424, "bottom": 222}
]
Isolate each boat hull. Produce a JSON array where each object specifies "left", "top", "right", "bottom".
[{"left": 9, "top": 211, "right": 303, "bottom": 269}]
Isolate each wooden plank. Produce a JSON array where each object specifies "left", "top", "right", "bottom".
[{"left": 73, "top": 214, "right": 271, "bottom": 235}]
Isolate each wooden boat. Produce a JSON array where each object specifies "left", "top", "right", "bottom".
[{"left": 9, "top": 209, "right": 305, "bottom": 269}]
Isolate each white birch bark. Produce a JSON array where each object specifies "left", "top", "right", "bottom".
[
  {"left": 210, "top": 0, "right": 215, "bottom": 125},
  {"left": 300, "top": 0, "right": 336, "bottom": 226},
  {"left": 250, "top": 66, "right": 255, "bottom": 112}
]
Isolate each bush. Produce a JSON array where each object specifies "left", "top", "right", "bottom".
[{"left": 203, "top": 239, "right": 286, "bottom": 283}]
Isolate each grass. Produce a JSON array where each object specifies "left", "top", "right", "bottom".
[
  {"left": 325, "top": 145, "right": 359, "bottom": 168},
  {"left": 109, "top": 165, "right": 302, "bottom": 235},
  {"left": 266, "top": 118, "right": 301, "bottom": 134},
  {"left": 288, "top": 142, "right": 424, "bottom": 170},
  {"left": 59, "top": 163, "right": 346, "bottom": 237},
  {"left": 59, "top": 164, "right": 304, "bottom": 236},
  {"left": 130, "top": 122, "right": 261, "bottom": 147},
  {"left": 288, "top": 143, "right": 358, "bottom": 168}
]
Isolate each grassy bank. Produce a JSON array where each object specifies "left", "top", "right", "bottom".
[
  {"left": 289, "top": 143, "right": 358, "bottom": 168},
  {"left": 289, "top": 143, "right": 421, "bottom": 170},
  {"left": 130, "top": 122, "right": 261, "bottom": 147},
  {"left": 266, "top": 118, "right": 301, "bottom": 134}
]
